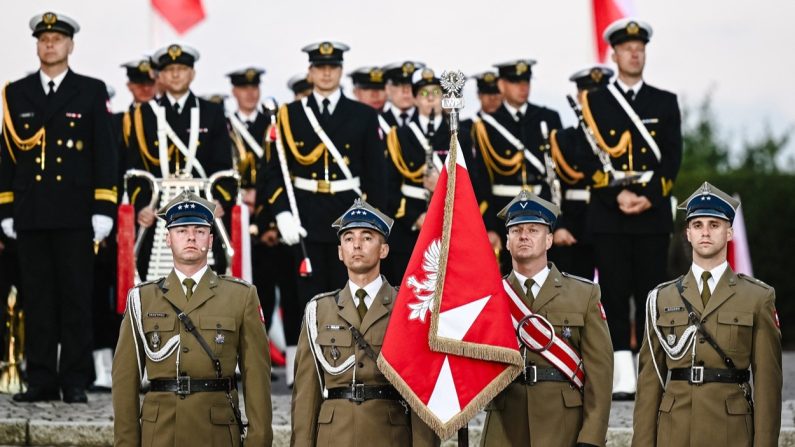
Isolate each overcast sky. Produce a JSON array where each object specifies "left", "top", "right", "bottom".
[{"left": 2, "top": 0, "right": 793, "bottom": 164}]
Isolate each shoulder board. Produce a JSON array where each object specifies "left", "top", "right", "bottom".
[
  {"left": 561, "top": 272, "right": 595, "bottom": 284},
  {"left": 737, "top": 273, "right": 772, "bottom": 290},
  {"left": 310, "top": 289, "right": 341, "bottom": 303},
  {"left": 136, "top": 277, "right": 163, "bottom": 289},
  {"left": 653, "top": 276, "right": 682, "bottom": 292},
  {"left": 219, "top": 275, "right": 253, "bottom": 287}
]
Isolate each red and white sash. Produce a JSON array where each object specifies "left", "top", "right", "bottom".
[{"left": 503, "top": 278, "right": 585, "bottom": 389}]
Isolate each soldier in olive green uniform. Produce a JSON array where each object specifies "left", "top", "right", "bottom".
[
  {"left": 112, "top": 191, "right": 272, "bottom": 447},
  {"left": 481, "top": 191, "right": 613, "bottom": 447},
  {"left": 291, "top": 198, "right": 438, "bottom": 447},
  {"left": 633, "top": 182, "right": 782, "bottom": 447}
]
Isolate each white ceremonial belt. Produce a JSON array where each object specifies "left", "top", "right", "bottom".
[
  {"left": 564, "top": 189, "right": 590, "bottom": 201},
  {"left": 612, "top": 170, "right": 654, "bottom": 183},
  {"left": 491, "top": 184, "right": 542, "bottom": 197},
  {"left": 293, "top": 176, "right": 361, "bottom": 194},
  {"left": 401, "top": 184, "right": 428, "bottom": 200}
]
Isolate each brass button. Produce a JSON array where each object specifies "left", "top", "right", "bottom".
[
  {"left": 734, "top": 318, "right": 739, "bottom": 323},
  {"left": 154, "top": 141, "right": 159, "bottom": 146},
  {"left": 56, "top": 175, "right": 62, "bottom": 181},
  {"left": 182, "top": 347, "right": 189, "bottom": 353},
  {"left": 56, "top": 157, "right": 62, "bottom": 163},
  {"left": 505, "top": 150, "right": 511, "bottom": 156},
  {"left": 609, "top": 129, "right": 616, "bottom": 136},
  {"left": 651, "top": 130, "right": 657, "bottom": 136},
  {"left": 57, "top": 139, "right": 63, "bottom": 146},
  {"left": 35, "top": 157, "right": 41, "bottom": 163},
  {"left": 344, "top": 143, "right": 350, "bottom": 149},
  {"left": 330, "top": 338, "right": 336, "bottom": 343},
  {"left": 409, "top": 162, "right": 414, "bottom": 167},
  {"left": 35, "top": 174, "right": 42, "bottom": 181},
  {"left": 670, "top": 320, "right": 675, "bottom": 324},
  {"left": 69, "top": 121, "right": 75, "bottom": 127},
  {"left": 331, "top": 173, "right": 337, "bottom": 179},
  {"left": 311, "top": 172, "right": 317, "bottom": 179},
  {"left": 564, "top": 319, "right": 569, "bottom": 324},
  {"left": 154, "top": 324, "right": 159, "bottom": 330},
  {"left": 24, "top": 123, "right": 30, "bottom": 129},
  {"left": 642, "top": 165, "right": 647, "bottom": 170},
  {"left": 622, "top": 164, "right": 628, "bottom": 170},
  {"left": 641, "top": 147, "right": 647, "bottom": 153},
  {"left": 343, "top": 156, "right": 350, "bottom": 165}
]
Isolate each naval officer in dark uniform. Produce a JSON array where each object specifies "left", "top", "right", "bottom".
[
  {"left": 263, "top": 41, "right": 387, "bottom": 386},
  {"left": 579, "top": 18, "right": 682, "bottom": 399},
  {"left": 0, "top": 12, "right": 117, "bottom": 402},
  {"left": 471, "top": 59, "right": 562, "bottom": 273}
]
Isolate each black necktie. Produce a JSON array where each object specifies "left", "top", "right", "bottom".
[
  {"left": 46, "top": 80, "right": 55, "bottom": 99},
  {"left": 426, "top": 119, "right": 433, "bottom": 136},
  {"left": 626, "top": 89, "right": 635, "bottom": 102},
  {"left": 399, "top": 112, "right": 409, "bottom": 127},
  {"left": 321, "top": 98, "right": 331, "bottom": 122},
  {"left": 515, "top": 111, "right": 523, "bottom": 122},
  {"left": 173, "top": 102, "right": 181, "bottom": 114}
]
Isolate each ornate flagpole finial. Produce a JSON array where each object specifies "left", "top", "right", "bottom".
[{"left": 440, "top": 70, "right": 465, "bottom": 132}]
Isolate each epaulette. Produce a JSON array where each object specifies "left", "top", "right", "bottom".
[
  {"left": 653, "top": 276, "right": 682, "bottom": 292},
  {"left": 136, "top": 278, "right": 163, "bottom": 289},
  {"left": 737, "top": 273, "right": 772, "bottom": 290},
  {"left": 219, "top": 275, "right": 253, "bottom": 287},
  {"left": 561, "top": 271, "right": 595, "bottom": 284},
  {"left": 310, "top": 289, "right": 341, "bottom": 303}
]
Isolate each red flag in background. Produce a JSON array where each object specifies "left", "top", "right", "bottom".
[
  {"left": 378, "top": 129, "right": 522, "bottom": 439},
  {"left": 151, "top": 0, "right": 206, "bottom": 34},
  {"left": 592, "top": 0, "right": 634, "bottom": 62},
  {"left": 728, "top": 196, "right": 753, "bottom": 275}
]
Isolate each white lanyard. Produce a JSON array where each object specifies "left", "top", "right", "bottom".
[{"left": 150, "top": 97, "right": 206, "bottom": 178}]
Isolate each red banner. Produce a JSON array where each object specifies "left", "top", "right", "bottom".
[
  {"left": 151, "top": 0, "right": 206, "bottom": 35},
  {"left": 379, "top": 133, "right": 521, "bottom": 439}
]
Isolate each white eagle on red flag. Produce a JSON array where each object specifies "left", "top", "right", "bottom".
[{"left": 378, "top": 122, "right": 522, "bottom": 439}]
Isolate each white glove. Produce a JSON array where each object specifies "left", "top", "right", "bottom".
[
  {"left": 92, "top": 214, "right": 114, "bottom": 242},
  {"left": 275, "top": 211, "right": 307, "bottom": 246},
  {"left": 1, "top": 218, "right": 15, "bottom": 239}
]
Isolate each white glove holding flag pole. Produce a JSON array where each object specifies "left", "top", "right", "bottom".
[
  {"left": 92, "top": 214, "right": 114, "bottom": 242},
  {"left": 275, "top": 211, "right": 306, "bottom": 246},
  {"left": 1, "top": 218, "right": 16, "bottom": 239}
]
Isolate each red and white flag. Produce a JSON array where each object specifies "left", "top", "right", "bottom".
[
  {"left": 151, "top": 0, "right": 206, "bottom": 35},
  {"left": 378, "top": 131, "right": 522, "bottom": 439},
  {"left": 728, "top": 195, "right": 753, "bottom": 275},
  {"left": 592, "top": 0, "right": 635, "bottom": 62}
]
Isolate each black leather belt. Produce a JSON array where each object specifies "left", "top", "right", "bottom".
[
  {"left": 149, "top": 377, "right": 236, "bottom": 395},
  {"left": 669, "top": 367, "right": 750, "bottom": 384},
  {"left": 514, "top": 366, "right": 571, "bottom": 385},
  {"left": 326, "top": 384, "right": 402, "bottom": 403}
]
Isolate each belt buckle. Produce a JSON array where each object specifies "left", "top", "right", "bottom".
[
  {"left": 317, "top": 180, "right": 331, "bottom": 194},
  {"left": 527, "top": 365, "right": 538, "bottom": 385},
  {"left": 176, "top": 375, "right": 191, "bottom": 395},
  {"left": 350, "top": 383, "right": 365, "bottom": 403},
  {"left": 690, "top": 366, "right": 704, "bottom": 384}
]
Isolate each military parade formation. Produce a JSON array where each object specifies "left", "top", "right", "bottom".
[{"left": 0, "top": 10, "right": 783, "bottom": 447}]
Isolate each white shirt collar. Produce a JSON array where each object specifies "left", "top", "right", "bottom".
[
  {"left": 691, "top": 261, "right": 728, "bottom": 295},
  {"left": 503, "top": 101, "right": 528, "bottom": 121},
  {"left": 312, "top": 88, "right": 342, "bottom": 115},
  {"left": 166, "top": 92, "right": 192, "bottom": 111},
  {"left": 347, "top": 275, "right": 384, "bottom": 309},
  {"left": 237, "top": 110, "right": 259, "bottom": 123},
  {"left": 391, "top": 106, "right": 415, "bottom": 125},
  {"left": 513, "top": 266, "right": 550, "bottom": 298},
  {"left": 173, "top": 265, "right": 209, "bottom": 296},
  {"left": 417, "top": 113, "right": 442, "bottom": 134},
  {"left": 616, "top": 78, "right": 644, "bottom": 95},
  {"left": 40, "top": 69, "right": 69, "bottom": 94}
]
